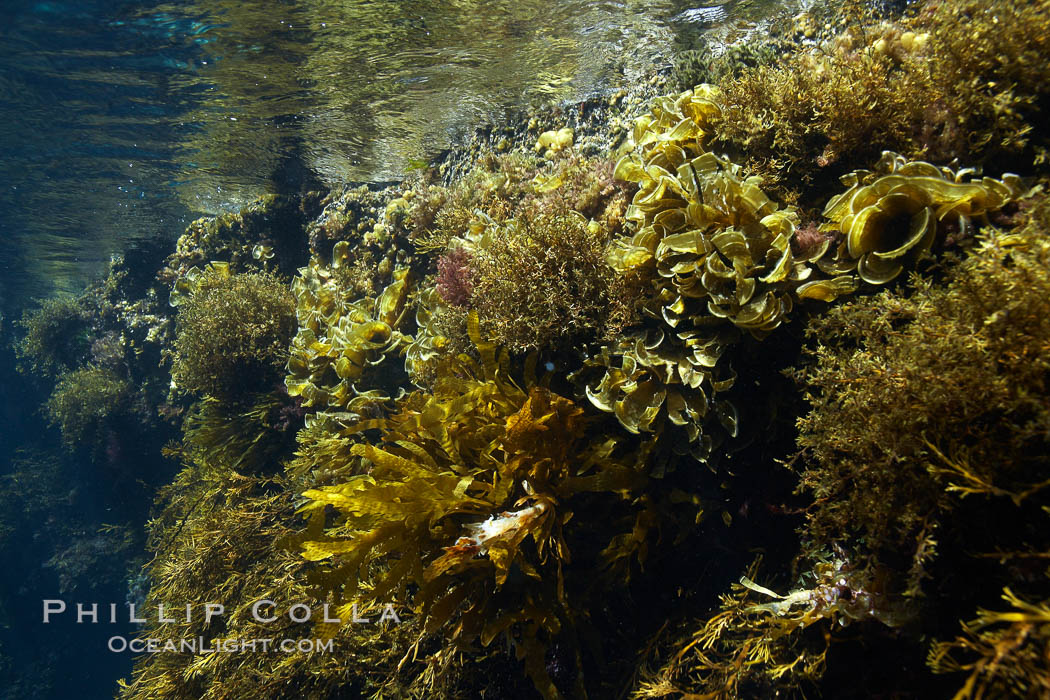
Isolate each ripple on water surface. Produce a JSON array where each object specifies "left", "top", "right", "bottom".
[{"left": 0, "top": 0, "right": 771, "bottom": 311}]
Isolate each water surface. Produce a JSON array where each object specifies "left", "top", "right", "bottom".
[{"left": 0, "top": 0, "right": 781, "bottom": 313}]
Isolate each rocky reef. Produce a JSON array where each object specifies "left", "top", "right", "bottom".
[{"left": 12, "top": 0, "right": 1050, "bottom": 698}]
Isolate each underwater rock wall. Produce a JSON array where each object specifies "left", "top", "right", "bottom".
[{"left": 12, "top": 0, "right": 1050, "bottom": 698}]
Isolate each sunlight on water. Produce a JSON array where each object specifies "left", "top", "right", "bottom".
[{"left": 0, "top": 0, "right": 779, "bottom": 311}]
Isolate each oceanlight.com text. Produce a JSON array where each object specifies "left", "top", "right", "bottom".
[{"left": 106, "top": 636, "right": 335, "bottom": 654}]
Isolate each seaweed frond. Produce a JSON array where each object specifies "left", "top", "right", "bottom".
[{"left": 929, "top": 588, "right": 1050, "bottom": 700}]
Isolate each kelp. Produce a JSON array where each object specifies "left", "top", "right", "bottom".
[
  {"left": 299, "top": 316, "right": 654, "bottom": 699},
  {"left": 117, "top": 461, "right": 425, "bottom": 700},
  {"left": 284, "top": 253, "right": 413, "bottom": 421},
  {"left": 612, "top": 150, "right": 813, "bottom": 332},
  {"left": 634, "top": 557, "right": 910, "bottom": 699},
  {"left": 819, "top": 151, "right": 1023, "bottom": 284},
  {"left": 929, "top": 587, "right": 1050, "bottom": 700},
  {"left": 403, "top": 286, "right": 461, "bottom": 388},
  {"left": 593, "top": 89, "right": 1026, "bottom": 463},
  {"left": 92, "top": 6, "right": 1050, "bottom": 695}
]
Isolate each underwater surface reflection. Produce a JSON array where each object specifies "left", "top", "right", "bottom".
[
  {"left": 0, "top": 0, "right": 759, "bottom": 313},
  {"left": 0, "top": 2, "right": 767, "bottom": 696}
]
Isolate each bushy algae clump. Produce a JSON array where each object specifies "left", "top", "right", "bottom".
[
  {"left": 45, "top": 366, "right": 130, "bottom": 451},
  {"left": 401, "top": 143, "right": 638, "bottom": 385},
  {"left": 291, "top": 53, "right": 1035, "bottom": 697},
  {"left": 14, "top": 296, "right": 91, "bottom": 377},
  {"left": 796, "top": 211, "right": 1050, "bottom": 579},
  {"left": 459, "top": 210, "right": 628, "bottom": 353},
  {"left": 792, "top": 208, "right": 1050, "bottom": 697},
  {"left": 171, "top": 263, "right": 298, "bottom": 402},
  {"left": 709, "top": 0, "right": 1050, "bottom": 200},
  {"left": 11, "top": 252, "right": 186, "bottom": 487}
]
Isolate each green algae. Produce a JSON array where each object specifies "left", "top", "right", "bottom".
[
  {"left": 14, "top": 296, "right": 92, "bottom": 378},
  {"left": 820, "top": 152, "right": 1022, "bottom": 284},
  {"left": 284, "top": 260, "right": 412, "bottom": 421},
  {"left": 171, "top": 264, "right": 297, "bottom": 402},
  {"left": 45, "top": 367, "right": 131, "bottom": 451}
]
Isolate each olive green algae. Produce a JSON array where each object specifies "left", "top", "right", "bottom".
[{"left": 11, "top": 0, "right": 1050, "bottom": 698}]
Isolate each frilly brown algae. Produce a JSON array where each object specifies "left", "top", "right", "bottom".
[
  {"left": 284, "top": 251, "right": 413, "bottom": 422},
  {"left": 820, "top": 151, "right": 1023, "bottom": 284}
]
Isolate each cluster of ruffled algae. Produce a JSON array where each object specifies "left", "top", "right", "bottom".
[
  {"left": 579, "top": 85, "right": 1021, "bottom": 470},
  {"left": 12, "top": 0, "right": 1048, "bottom": 697}
]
